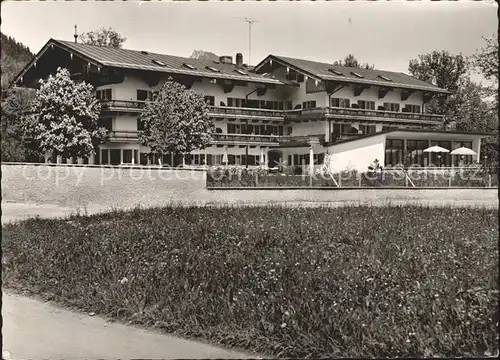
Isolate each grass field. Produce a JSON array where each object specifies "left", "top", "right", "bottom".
[{"left": 3, "top": 205, "right": 498, "bottom": 358}]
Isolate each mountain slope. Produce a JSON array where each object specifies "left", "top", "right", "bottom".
[{"left": 1, "top": 33, "right": 34, "bottom": 89}]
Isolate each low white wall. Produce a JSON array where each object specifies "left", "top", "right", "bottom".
[{"left": 325, "top": 134, "right": 386, "bottom": 172}]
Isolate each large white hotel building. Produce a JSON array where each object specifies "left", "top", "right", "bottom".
[{"left": 12, "top": 39, "right": 488, "bottom": 172}]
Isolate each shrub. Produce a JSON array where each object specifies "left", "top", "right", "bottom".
[{"left": 2, "top": 205, "right": 498, "bottom": 358}]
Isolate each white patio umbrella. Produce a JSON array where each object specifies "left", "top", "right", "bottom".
[
  {"left": 450, "top": 147, "right": 477, "bottom": 156},
  {"left": 423, "top": 145, "right": 449, "bottom": 167},
  {"left": 423, "top": 145, "right": 450, "bottom": 153}
]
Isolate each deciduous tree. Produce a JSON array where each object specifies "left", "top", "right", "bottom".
[
  {"left": 408, "top": 51, "right": 469, "bottom": 126},
  {"left": 138, "top": 79, "right": 215, "bottom": 159},
  {"left": 1, "top": 87, "right": 42, "bottom": 162},
  {"left": 473, "top": 34, "right": 498, "bottom": 84},
  {"left": 79, "top": 27, "right": 126, "bottom": 48},
  {"left": 30, "top": 67, "right": 108, "bottom": 160},
  {"left": 334, "top": 54, "right": 375, "bottom": 69}
]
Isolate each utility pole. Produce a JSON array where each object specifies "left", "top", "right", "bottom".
[
  {"left": 74, "top": 25, "right": 78, "bottom": 43},
  {"left": 244, "top": 18, "right": 258, "bottom": 65}
]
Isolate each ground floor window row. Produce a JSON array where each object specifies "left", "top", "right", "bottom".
[
  {"left": 385, "top": 139, "right": 474, "bottom": 167},
  {"left": 98, "top": 150, "right": 268, "bottom": 166}
]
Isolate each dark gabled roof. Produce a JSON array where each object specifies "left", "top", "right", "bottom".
[
  {"left": 11, "top": 39, "right": 287, "bottom": 87},
  {"left": 254, "top": 55, "right": 450, "bottom": 94}
]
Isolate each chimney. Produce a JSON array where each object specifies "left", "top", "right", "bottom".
[
  {"left": 74, "top": 25, "right": 78, "bottom": 43},
  {"left": 236, "top": 53, "right": 243, "bottom": 67},
  {"left": 219, "top": 56, "right": 233, "bottom": 64}
]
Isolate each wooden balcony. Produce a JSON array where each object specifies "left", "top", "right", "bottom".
[
  {"left": 326, "top": 107, "right": 444, "bottom": 124},
  {"left": 208, "top": 106, "right": 285, "bottom": 121},
  {"left": 211, "top": 133, "right": 280, "bottom": 145},
  {"left": 278, "top": 134, "right": 326, "bottom": 147},
  {"left": 100, "top": 101, "right": 285, "bottom": 121},
  {"left": 109, "top": 130, "right": 139, "bottom": 141},
  {"left": 100, "top": 100, "right": 146, "bottom": 113},
  {"left": 284, "top": 107, "right": 444, "bottom": 125}
]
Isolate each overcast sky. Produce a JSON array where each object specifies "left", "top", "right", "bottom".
[{"left": 1, "top": 0, "right": 497, "bottom": 82}]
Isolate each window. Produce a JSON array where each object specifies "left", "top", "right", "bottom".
[
  {"left": 137, "top": 119, "right": 145, "bottom": 131},
  {"left": 297, "top": 74, "right": 305, "bottom": 83},
  {"left": 152, "top": 59, "right": 166, "bottom": 66},
  {"left": 404, "top": 104, "right": 421, "bottom": 113},
  {"left": 286, "top": 101, "right": 293, "bottom": 110},
  {"left": 329, "top": 69, "right": 343, "bottom": 76},
  {"left": 357, "top": 100, "right": 375, "bottom": 110},
  {"left": 96, "top": 88, "right": 112, "bottom": 100},
  {"left": 287, "top": 126, "right": 292, "bottom": 135},
  {"left": 227, "top": 97, "right": 283, "bottom": 110},
  {"left": 385, "top": 139, "right": 404, "bottom": 166},
  {"left": 101, "top": 149, "right": 109, "bottom": 165},
  {"left": 407, "top": 140, "right": 430, "bottom": 167},
  {"left": 123, "top": 150, "right": 133, "bottom": 164},
  {"left": 332, "top": 123, "right": 352, "bottom": 138},
  {"left": 182, "top": 63, "right": 196, "bottom": 70},
  {"left": 378, "top": 75, "right": 392, "bottom": 82},
  {"left": 204, "top": 95, "right": 215, "bottom": 106},
  {"left": 110, "top": 149, "right": 121, "bottom": 165},
  {"left": 351, "top": 71, "right": 364, "bottom": 78},
  {"left": 384, "top": 102, "right": 400, "bottom": 112},
  {"left": 302, "top": 101, "right": 317, "bottom": 110},
  {"left": 331, "top": 98, "right": 350, "bottom": 108},
  {"left": 206, "top": 66, "right": 220, "bottom": 72},
  {"left": 359, "top": 125, "right": 376, "bottom": 135},
  {"left": 137, "top": 90, "right": 153, "bottom": 101}
]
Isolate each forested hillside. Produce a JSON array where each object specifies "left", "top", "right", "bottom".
[{"left": 1, "top": 33, "right": 34, "bottom": 90}]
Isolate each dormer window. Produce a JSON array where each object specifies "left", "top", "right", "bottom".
[
  {"left": 183, "top": 63, "right": 197, "bottom": 70},
  {"left": 351, "top": 71, "right": 364, "bottom": 78},
  {"left": 329, "top": 69, "right": 343, "bottom": 76},
  {"left": 152, "top": 59, "right": 166, "bottom": 66},
  {"left": 141, "top": 51, "right": 149, "bottom": 55},
  {"left": 378, "top": 75, "right": 392, "bottom": 81},
  {"left": 206, "top": 66, "right": 220, "bottom": 73},
  {"left": 234, "top": 69, "right": 247, "bottom": 75}
]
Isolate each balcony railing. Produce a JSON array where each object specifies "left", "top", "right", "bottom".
[
  {"left": 211, "top": 133, "right": 280, "bottom": 144},
  {"left": 100, "top": 101, "right": 285, "bottom": 120},
  {"left": 326, "top": 107, "right": 444, "bottom": 123},
  {"left": 208, "top": 106, "right": 285, "bottom": 120},
  {"left": 100, "top": 100, "right": 444, "bottom": 124},
  {"left": 109, "top": 130, "right": 139, "bottom": 140},
  {"left": 278, "top": 134, "right": 326, "bottom": 146},
  {"left": 101, "top": 100, "right": 146, "bottom": 112},
  {"left": 285, "top": 107, "right": 444, "bottom": 124}
]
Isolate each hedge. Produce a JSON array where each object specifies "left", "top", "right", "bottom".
[
  {"left": 2, "top": 205, "right": 498, "bottom": 358},
  {"left": 206, "top": 167, "right": 498, "bottom": 188}
]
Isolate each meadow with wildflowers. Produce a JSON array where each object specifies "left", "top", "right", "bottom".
[{"left": 2, "top": 205, "right": 498, "bottom": 357}]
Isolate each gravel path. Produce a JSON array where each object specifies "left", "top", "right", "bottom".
[{"left": 2, "top": 291, "right": 256, "bottom": 359}]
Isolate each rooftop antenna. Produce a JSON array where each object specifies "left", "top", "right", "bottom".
[
  {"left": 74, "top": 25, "right": 78, "bottom": 43},
  {"left": 244, "top": 17, "right": 258, "bottom": 65}
]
